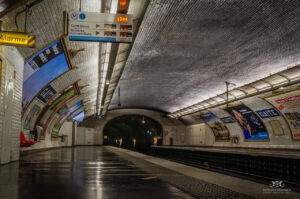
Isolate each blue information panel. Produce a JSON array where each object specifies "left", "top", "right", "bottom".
[{"left": 68, "top": 12, "right": 133, "bottom": 43}]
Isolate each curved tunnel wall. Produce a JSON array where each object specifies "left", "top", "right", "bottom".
[{"left": 180, "top": 84, "right": 300, "bottom": 149}]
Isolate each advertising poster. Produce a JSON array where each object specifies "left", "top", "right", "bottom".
[
  {"left": 225, "top": 104, "right": 269, "bottom": 140},
  {"left": 23, "top": 104, "right": 40, "bottom": 130},
  {"left": 55, "top": 101, "right": 82, "bottom": 128},
  {"left": 269, "top": 120, "right": 284, "bottom": 136},
  {"left": 200, "top": 112, "right": 231, "bottom": 141},
  {"left": 40, "top": 87, "right": 77, "bottom": 124},
  {"left": 22, "top": 40, "right": 70, "bottom": 112},
  {"left": 39, "top": 86, "right": 78, "bottom": 136},
  {"left": 264, "top": 89, "right": 300, "bottom": 140},
  {"left": 48, "top": 88, "right": 75, "bottom": 110},
  {"left": 51, "top": 122, "right": 64, "bottom": 138},
  {"left": 37, "top": 85, "right": 56, "bottom": 103}
]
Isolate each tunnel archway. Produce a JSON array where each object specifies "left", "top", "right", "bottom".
[{"left": 103, "top": 115, "right": 163, "bottom": 151}]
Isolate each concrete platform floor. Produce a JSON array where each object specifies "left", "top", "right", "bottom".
[
  {"left": 0, "top": 146, "right": 194, "bottom": 199},
  {"left": 0, "top": 146, "right": 299, "bottom": 199}
]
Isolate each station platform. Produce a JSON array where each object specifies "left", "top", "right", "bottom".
[{"left": 0, "top": 146, "right": 299, "bottom": 199}]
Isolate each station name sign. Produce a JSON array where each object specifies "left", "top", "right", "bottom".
[{"left": 0, "top": 32, "right": 35, "bottom": 47}]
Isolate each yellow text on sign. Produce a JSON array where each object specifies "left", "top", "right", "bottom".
[{"left": 0, "top": 32, "right": 35, "bottom": 47}]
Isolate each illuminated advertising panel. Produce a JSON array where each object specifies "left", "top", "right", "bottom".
[
  {"left": 264, "top": 89, "right": 300, "bottom": 140},
  {"left": 40, "top": 86, "right": 78, "bottom": 137},
  {"left": 225, "top": 104, "right": 269, "bottom": 141},
  {"left": 51, "top": 102, "right": 82, "bottom": 138},
  {"left": 39, "top": 87, "right": 76, "bottom": 125},
  {"left": 56, "top": 101, "right": 82, "bottom": 126},
  {"left": 22, "top": 40, "right": 70, "bottom": 112},
  {"left": 200, "top": 112, "right": 230, "bottom": 141}
]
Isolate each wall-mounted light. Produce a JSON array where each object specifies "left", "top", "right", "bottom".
[
  {"left": 120, "top": 0, "right": 127, "bottom": 6},
  {"left": 141, "top": 116, "right": 145, "bottom": 124}
]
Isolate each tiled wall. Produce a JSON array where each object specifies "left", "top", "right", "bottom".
[
  {"left": 76, "top": 127, "right": 86, "bottom": 145},
  {"left": 0, "top": 46, "right": 24, "bottom": 164},
  {"left": 58, "top": 121, "right": 73, "bottom": 146}
]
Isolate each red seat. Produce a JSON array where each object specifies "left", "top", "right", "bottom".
[{"left": 20, "top": 131, "right": 36, "bottom": 147}]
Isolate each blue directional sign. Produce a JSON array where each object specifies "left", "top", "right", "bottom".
[{"left": 68, "top": 12, "right": 133, "bottom": 43}]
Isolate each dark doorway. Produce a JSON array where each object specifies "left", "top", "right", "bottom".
[
  {"left": 169, "top": 138, "right": 173, "bottom": 146},
  {"left": 103, "top": 115, "right": 163, "bottom": 151}
]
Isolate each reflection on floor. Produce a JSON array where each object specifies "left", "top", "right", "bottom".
[{"left": 0, "top": 146, "right": 194, "bottom": 199}]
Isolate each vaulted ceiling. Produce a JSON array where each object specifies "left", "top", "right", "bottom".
[
  {"left": 1, "top": 0, "right": 300, "bottom": 121},
  {"left": 109, "top": 0, "right": 300, "bottom": 114}
]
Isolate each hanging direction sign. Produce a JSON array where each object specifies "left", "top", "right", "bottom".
[
  {"left": 68, "top": 12, "right": 133, "bottom": 43},
  {"left": 0, "top": 31, "right": 35, "bottom": 47}
]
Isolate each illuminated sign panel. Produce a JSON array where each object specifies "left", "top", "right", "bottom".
[
  {"left": 22, "top": 40, "right": 70, "bottom": 112},
  {"left": 68, "top": 12, "right": 133, "bottom": 43},
  {"left": 0, "top": 32, "right": 35, "bottom": 47}
]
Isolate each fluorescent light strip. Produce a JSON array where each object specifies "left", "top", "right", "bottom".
[
  {"left": 167, "top": 66, "right": 300, "bottom": 118},
  {"left": 98, "top": 0, "right": 118, "bottom": 115}
]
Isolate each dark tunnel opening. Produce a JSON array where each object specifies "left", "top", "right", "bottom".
[{"left": 103, "top": 115, "right": 163, "bottom": 151}]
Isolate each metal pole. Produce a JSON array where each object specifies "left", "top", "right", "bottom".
[
  {"left": 226, "top": 81, "right": 229, "bottom": 108},
  {"left": 72, "top": 120, "right": 76, "bottom": 146},
  {"left": 225, "top": 81, "right": 236, "bottom": 108}
]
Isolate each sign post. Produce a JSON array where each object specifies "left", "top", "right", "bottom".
[{"left": 68, "top": 12, "right": 133, "bottom": 43}]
